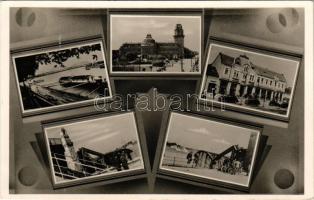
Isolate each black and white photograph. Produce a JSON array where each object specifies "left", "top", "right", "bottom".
[
  {"left": 12, "top": 40, "right": 112, "bottom": 114},
  {"left": 160, "top": 112, "right": 261, "bottom": 188},
  {"left": 199, "top": 42, "right": 300, "bottom": 119},
  {"left": 43, "top": 112, "right": 144, "bottom": 187},
  {"left": 110, "top": 15, "right": 201, "bottom": 74},
  {"left": 3, "top": 3, "right": 311, "bottom": 196}
]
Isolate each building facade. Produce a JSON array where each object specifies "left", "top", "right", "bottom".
[
  {"left": 115, "top": 24, "right": 196, "bottom": 61},
  {"left": 203, "top": 53, "right": 287, "bottom": 103}
]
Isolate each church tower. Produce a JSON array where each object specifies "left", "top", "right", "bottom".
[{"left": 174, "top": 24, "right": 185, "bottom": 47}]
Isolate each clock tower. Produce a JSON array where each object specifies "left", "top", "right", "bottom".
[{"left": 174, "top": 24, "right": 185, "bottom": 47}]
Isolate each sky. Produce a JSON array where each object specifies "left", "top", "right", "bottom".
[
  {"left": 35, "top": 44, "right": 105, "bottom": 76},
  {"left": 111, "top": 15, "right": 201, "bottom": 52},
  {"left": 166, "top": 113, "right": 259, "bottom": 154},
  {"left": 207, "top": 44, "right": 299, "bottom": 87},
  {"left": 45, "top": 112, "right": 139, "bottom": 154}
]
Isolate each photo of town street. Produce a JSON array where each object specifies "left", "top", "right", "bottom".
[
  {"left": 45, "top": 113, "right": 144, "bottom": 183},
  {"left": 111, "top": 15, "right": 201, "bottom": 73},
  {"left": 200, "top": 44, "right": 299, "bottom": 116},
  {"left": 160, "top": 113, "right": 260, "bottom": 186},
  {"left": 14, "top": 42, "right": 111, "bottom": 112}
]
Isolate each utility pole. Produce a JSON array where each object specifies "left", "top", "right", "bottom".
[{"left": 181, "top": 49, "right": 184, "bottom": 72}]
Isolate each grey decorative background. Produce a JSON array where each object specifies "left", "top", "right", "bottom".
[{"left": 10, "top": 8, "right": 304, "bottom": 194}]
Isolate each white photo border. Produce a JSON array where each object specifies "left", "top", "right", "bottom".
[
  {"left": 43, "top": 111, "right": 146, "bottom": 188},
  {"left": 12, "top": 39, "right": 113, "bottom": 116},
  {"left": 198, "top": 39, "right": 301, "bottom": 121},
  {"left": 158, "top": 111, "right": 261, "bottom": 190},
  {"left": 109, "top": 14, "right": 202, "bottom": 76}
]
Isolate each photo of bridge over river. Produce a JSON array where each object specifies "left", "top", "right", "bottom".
[
  {"left": 12, "top": 41, "right": 112, "bottom": 113},
  {"left": 160, "top": 112, "right": 261, "bottom": 187}
]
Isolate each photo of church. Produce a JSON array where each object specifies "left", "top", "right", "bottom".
[
  {"left": 199, "top": 43, "right": 300, "bottom": 117},
  {"left": 110, "top": 15, "right": 201, "bottom": 74}
]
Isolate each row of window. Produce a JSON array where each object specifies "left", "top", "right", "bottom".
[
  {"left": 224, "top": 67, "right": 285, "bottom": 89},
  {"left": 257, "top": 77, "right": 284, "bottom": 89}
]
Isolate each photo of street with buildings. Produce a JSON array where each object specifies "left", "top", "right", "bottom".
[
  {"left": 13, "top": 41, "right": 112, "bottom": 113},
  {"left": 160, "top": 112, "right": 260, "bottom": 186},
  {"left": 200, "top": 43, "right": 299, "bottom": 116},
  {"left": 110, "top": 15, "right": 201, "bottom": 73},
  {"left": 44, "top": 113, "right": 144, "bottom": 184}
]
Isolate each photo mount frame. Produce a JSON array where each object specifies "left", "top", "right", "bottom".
[
  {"left": 197, "top": 36, "right": 302, "bottom": 122},
  {"left": 11, "top": 36, "right": 113, "bottom": 117},
  {"left": 152, "top": 110, "right": 264, "bottom": 192},
  {"left": 41, "top": 110, "right": 151, "bottom": 189},
  {"left": 108, "top": 9, "right": 204, "bottom": 77}
]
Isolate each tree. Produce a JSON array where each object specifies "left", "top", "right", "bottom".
[{"left": 15, "top": 55, "right": 39, "bottom": 82}]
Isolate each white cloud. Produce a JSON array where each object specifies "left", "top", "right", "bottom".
[
  {"left": 74, "top": 128, "right": 112, "bottom": 143},
  {"left": 212, "top": 138, "right": 231, "bottom": 146},
  {"left": 86, "top": 131, "right": 121, "bottom": 145},
  {"left": 148, "top": 20, "right": 170, "bottom": 29},
  {"left": 188, "top": 127, "right": 212, "bottom": 136}
]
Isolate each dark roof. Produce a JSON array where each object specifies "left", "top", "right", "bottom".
[
  {"left": 157, "top": 42, "right": 178, "bottom": 46},
  {"left": 122, "top": 43, "right": 141, "bottom": 46},
  {"left": 251, "top": 63, "right": 286, "bottom": 82},
  {"left": 206, "top": 64, "right": 219, "bottom": 77},
  {"left": 219, "top": 53, "right": 234, "bottom": 67}
]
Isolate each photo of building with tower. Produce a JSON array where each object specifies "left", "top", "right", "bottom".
[
  {"left": 110, "top": 15, "right": 201, "bottom": 73},
  {"left": 44, "top": 113, "right": 144, "bottom": 184},
  {"left": 200, "top": 43, "right": 299, "bottom": 116}
]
